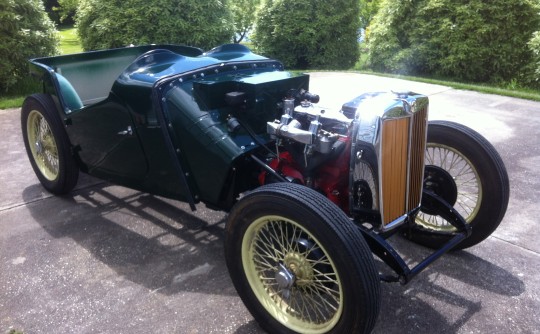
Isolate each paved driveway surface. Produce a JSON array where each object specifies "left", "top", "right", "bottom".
[{"left": 1, "top": 73, "right": 539, "bottom": 333}]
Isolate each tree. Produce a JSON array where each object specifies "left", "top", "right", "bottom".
[
  {"left": 55, "top": 0, "right": 78, "bottom": 24},
  {"left": 359, "top": 0, "right": 381, "bottom": 30},
  {"left": 528, "top": 31, "right": 540, "bottom": 86},
  {"left": 0, "top": 0, "right": 58, "bottom": 91},
  {"left": 42, "top": 0, "right": 61, "bottom": 24},
  {"left": 76, "top": 0, "right": 234, "bottom": 51},
  {"left": 253, "top": 0, "right": 361, "bottom": 69},
  {"left": 367, "top": 0, "right": 540, "bottom": 84},
  {"left": 231, "top": 0, "right": 261, "bottom": 43}
]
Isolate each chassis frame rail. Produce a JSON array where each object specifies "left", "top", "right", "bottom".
[{"left": 359, "top": 190, "right": 472, "bottom": 284}]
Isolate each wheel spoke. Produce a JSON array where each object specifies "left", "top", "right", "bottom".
[
  {"left": 27, "top": 110, "right": 61, "bottom": 181},
  {"left": 243, "top": 216, "right": 343, "bottom": 330},
  {"left": 419, "top": 145, "right": 482, "bottom": 230}
]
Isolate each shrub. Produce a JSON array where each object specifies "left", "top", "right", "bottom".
[
  {"left": 56, "top": 0, "right": 78, "bottom": 25},
  {"left": 0, "top": 0, "right": 58, "bottom": 92},
  {"left": 76, "top": 0, "right": 234, "bottom": 51},
  {"left": 367, "top": 0, "right": 540, "bottom": 84},
  {"left": 527, "top": 31, "right": 540, "bottom": 86},
  {"left": 253, "top": 0, "right": 360, "bottom": 69},
  {"left": 43, "top": 0, "right": 61, "bottom": 24}
]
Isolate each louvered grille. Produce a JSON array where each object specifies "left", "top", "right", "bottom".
[
  {"left": 381, "top": 117, "right": 410, "bottom": 225},
  {"left": 380, "top": 107, "right": 428, "bottom": 226},
  {"left": 407, "top": 107, "right": 428, "bottom": 211}
]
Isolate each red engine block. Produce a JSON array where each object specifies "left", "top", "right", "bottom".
[{"left": 259, "top": 137, "right": 352, "bottom": 212}]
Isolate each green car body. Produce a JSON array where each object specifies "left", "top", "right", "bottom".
[{"left": 29, "top": 44, "right": 309, "bottom": 210}]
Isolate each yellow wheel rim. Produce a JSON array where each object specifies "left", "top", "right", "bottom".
[
  {"left": 416, "top": 144, "right": 482, "bottom": 231},
  {"left": 27, "top": 110, "right": 59, "bottom": 181},
  {"left": 241, "top": 215, "right": 343, "bottom": 333}
]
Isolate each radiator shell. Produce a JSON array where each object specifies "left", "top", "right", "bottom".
[{"left": 345, "top": 92, "right": 429, "bottom": 230}]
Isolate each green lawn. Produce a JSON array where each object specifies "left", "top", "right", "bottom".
[{"left": 59, "top": 26, "right": 82, "bottom": 54}]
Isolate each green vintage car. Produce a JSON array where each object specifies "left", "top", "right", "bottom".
[{"left": 22, "top": 44, "right": 509, "bottom": 333}]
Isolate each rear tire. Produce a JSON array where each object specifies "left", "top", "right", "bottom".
[
  {"left": 407, "top": 121, "right": 509, "bottom": 250},
  {"left": 21, "top": 94, "right": 79, "bottom": 195},
  {"left": 225, "top": 183, "right": 380, "bottom": 334}
]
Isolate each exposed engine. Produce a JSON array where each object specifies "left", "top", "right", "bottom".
[
  {"left": 261, "top": 89, "right": 430, "bottom": 231},
  {"left": 262, "top": 89, "right": 353, "bottom": 210}
]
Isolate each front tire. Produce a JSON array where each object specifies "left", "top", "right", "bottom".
[
  {"left": 225, "top": 183, "right": 380, "bottom": 334},
  {"left": 407, "top": 121, "right": 509, "bottom": 250},
  {"left": 21, "top": 94, "right": 79, "bottom": 195}
]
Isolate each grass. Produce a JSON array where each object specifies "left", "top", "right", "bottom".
[
  {"left": 0, "top": 96, "right": 25, "bottom": 110},
  {"left": 58, "top": 26, "right": 82, "bottom": 54},
  {"left": 0, "top": 77, "right": 41, "bottom": 109}
]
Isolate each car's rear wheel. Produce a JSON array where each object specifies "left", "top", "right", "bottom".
[
  {"left": 406, "top": 121, "right": 509, "bottom": 250},
  {"left": 21, "top": 94, "right": 78, "bottom": 194},
  {"left": 225, "top": 182, "right": 380, "bottom": 334}
]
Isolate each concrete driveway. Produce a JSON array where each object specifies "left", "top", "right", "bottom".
[{"left": 1, "top": 73, "right": 539, "bottom": 333}]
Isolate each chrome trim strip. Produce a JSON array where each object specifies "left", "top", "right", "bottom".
[{"left": 381, "top": 213, "right": 408, "bottom": 231}]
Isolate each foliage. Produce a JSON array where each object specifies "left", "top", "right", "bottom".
[
  {"left": 367, "top": 0, "right": 540, "bottom": 85},
  {"left": 0, "top": 25, "right": 79, "bottom": 108},
  {"left": 76, "top": 0, "right": 234, "bottom": 51},
  {"left": 253, "top": 0, "right": 361, "bottom": 69},
  {"left": 359, "top": 0, "right": 381, "bottom": 30},
  {"left": 43, "top": 0, "right": 77, "bottom": 25},
  {"left": 528, "top": 31, "right": 540, "bottom": 86},
  {"left": 231, "top": 0, "right": 261, "bottom": 43},
  {"left": 55, "top": 0, "right": 78, "bottom": 24},
  {"left": 42, "top": 0, "right": 61, "bottom": 24},
  {"left": 0, "top": 0, "right": 58, "bottom": 92}
]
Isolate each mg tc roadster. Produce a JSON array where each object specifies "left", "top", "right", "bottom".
[{"left": 22, "top": 44, "right": 509, "bottom": 333}]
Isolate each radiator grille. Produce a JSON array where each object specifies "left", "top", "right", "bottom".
[
  {"left": 381, "top": 117, "right": 410, "bottom": 225},
  {"left": 380, "top": 107, "right": 428, "bottom": 226},
  {"left": 407, "top": 107, "right": 428, "bottom": 211}
]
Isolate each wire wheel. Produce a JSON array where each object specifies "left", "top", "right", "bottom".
[
  {"left": 407, "top": 121, "right": 509, "bottom": 250},
  {"left": 21, "top": 94, "right": 79, "bottom": 194},
  {"left": 27, "top": 109, "right": 60, "bottom": 181},
  {"left": 416, "top": 144, "right": 482, "bottom": 232},
  {"left": 242, "top": 215, "right": 342, "bottom": 333},
  {"left": 226, "top": 183, "right": 380, "bottom": 334}
]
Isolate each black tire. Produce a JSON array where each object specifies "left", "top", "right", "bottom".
[
  {"left": 225, "top": 183, "right": 380, "bottom": 334},
  {"left": 406, "top": 121, "right": 509, "bottom": 250},
  {"left": 21, "top": 94, "right": 79, "bottom": 195}
]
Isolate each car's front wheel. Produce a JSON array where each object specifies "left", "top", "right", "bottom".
[{"left": 225, "top": 182, "right": 380, "bottom": 334}]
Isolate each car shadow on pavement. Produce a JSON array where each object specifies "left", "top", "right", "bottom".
[
  {"left": 22, "top": 182, "right": 237, "bottom": 297},
  {"left": 22, "top": 181, "right": 525, "bottom": 334},
  {"left": 371, "top": 236, "right": 525, "bottom": 333}
]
